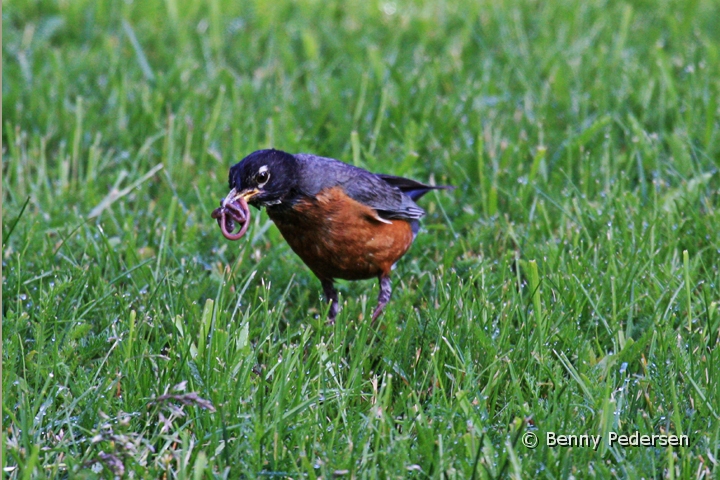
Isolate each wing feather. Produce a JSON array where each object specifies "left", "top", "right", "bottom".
[{"left": 294, "top": 154, "right": 427, "bottom": 220}]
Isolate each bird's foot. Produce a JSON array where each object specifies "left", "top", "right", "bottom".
[
  {"left": 370, "top": 275, "right": 392, "bottom": 324},
  {"left": 321, "top": 279, "right": 339, "bottom": 326}
]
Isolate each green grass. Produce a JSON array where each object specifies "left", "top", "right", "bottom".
[{"left": 3, "top": 0, "right": 720, "bottom": 477}]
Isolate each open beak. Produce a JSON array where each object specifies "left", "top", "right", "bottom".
[{"left": 222, "top": 187, "right": 260, "bottom": 207}]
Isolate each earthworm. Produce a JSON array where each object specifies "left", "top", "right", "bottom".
[{"left": 211, "top": 196, "right": 250, "bottom": 241}]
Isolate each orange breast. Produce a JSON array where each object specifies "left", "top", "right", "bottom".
[{"left": 267, "top": 187, "right": 415, "bottom": 281}]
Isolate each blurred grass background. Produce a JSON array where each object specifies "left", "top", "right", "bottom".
[{"left": 3, "top": 0, "right": 720, "bottom": 477}]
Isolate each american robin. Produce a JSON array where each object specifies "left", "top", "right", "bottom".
[{"left": 216, "top": 148, "right": 452, "bottom": 324}]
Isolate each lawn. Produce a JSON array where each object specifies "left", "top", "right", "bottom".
[{"left": 2, "top": 0, "right": 720, "bottom": 477}]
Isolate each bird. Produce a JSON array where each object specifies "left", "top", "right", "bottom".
[{"left": 217, "top": 148, "right": 452, "bottom": 324}]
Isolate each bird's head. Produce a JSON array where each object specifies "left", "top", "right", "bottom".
[{"left": 222, "top": 149, "right": 300, "bottom": 209}]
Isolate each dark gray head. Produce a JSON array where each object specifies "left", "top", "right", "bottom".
[{"left": 226, "top": 149, "right": 300, "bottom": 208}]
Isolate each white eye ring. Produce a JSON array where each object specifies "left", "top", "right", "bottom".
[{"left": 257, "top": 165, "right": 270, "bottom": 187}]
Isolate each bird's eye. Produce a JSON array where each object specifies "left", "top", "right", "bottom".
[{"left": 256, "top": 170, "right": 270, "bottom": 186}]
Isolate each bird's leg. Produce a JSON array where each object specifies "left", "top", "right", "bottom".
[
  {"left": 371, "top": 274, "right": 392, "bottom": 324},
  {"left": 321, "top": 279, "right": 339, "bottom": 325}
]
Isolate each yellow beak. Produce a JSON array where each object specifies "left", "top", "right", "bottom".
[{"left": 222, "top": 187, "right": 260, "bottom": 207}]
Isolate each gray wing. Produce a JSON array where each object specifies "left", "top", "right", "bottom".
[{"left": 293, "top": 153, "right": 426, "bottom": 220}]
